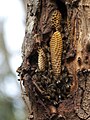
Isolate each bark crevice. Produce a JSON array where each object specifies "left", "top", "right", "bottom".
[{"left": 17, "top": 0, "right": 90, "bottom": 120}]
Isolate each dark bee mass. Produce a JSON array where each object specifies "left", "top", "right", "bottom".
[
  {"left": 26, "top": 25, "right": 73, "bottom": 106},
  {"left": 17, "top": 0, "right": 74, "bottom": 110}
]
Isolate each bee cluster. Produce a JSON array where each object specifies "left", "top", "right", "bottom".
[
  {"left": 17, "top": 44, "right": 73, "bottom": 107},
  {"left": 17, "top": 7, "right": 76, "bottom": 108},
  {"left": 32, "top": 63, "right": 73, "bottom": 106},
  {"left": 29, "top": 15, "right": 74, "bottom": 107}
]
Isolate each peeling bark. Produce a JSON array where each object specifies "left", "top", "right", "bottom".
[{"left": 17, "top": 0, "right": 90, "bottom": 120}]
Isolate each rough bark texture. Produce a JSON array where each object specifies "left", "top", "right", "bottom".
[{"left": 17, "top": 0, "right": 90, "bottom": 120}]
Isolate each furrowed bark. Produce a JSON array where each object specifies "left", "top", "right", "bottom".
[{"left": 17, "top": 0, "right": 90, "bottom": 120}]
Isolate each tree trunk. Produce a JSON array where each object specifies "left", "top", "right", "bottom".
[{"left": 17, "top": 0, "right": 90, "bottom": 120}]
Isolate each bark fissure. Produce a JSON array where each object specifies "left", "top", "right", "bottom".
[{"left": 17, "top": 0, "right": 90, "bottom": 120}]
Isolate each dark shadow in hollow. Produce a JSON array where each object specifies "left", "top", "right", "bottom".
[
  {"left": 56, "top": 0, "right": 67, "bottom": 20},
  {"left": 28, "top": 51, "right": 38, "bottom": 65}
]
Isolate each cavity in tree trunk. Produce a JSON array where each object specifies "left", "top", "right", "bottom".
[{"left": 17, "top": 0, "right": 90, "bottom": 120}]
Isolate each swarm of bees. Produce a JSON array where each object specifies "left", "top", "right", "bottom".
[
  {"left": 17, "top": 9, "right": 74, "bottom": 107},
  {"left": 30, "top": 9, "right": 73, "bottom": 106}
]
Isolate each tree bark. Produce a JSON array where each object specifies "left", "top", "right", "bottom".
[{"left": 17, "top": 0, "right": 90, "bottom": 120}]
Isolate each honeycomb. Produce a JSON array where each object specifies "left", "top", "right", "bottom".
[
  {"left": 38, "top": 48, "right": 46, "bottom": 71},
  {"left": 51, "top": 10, "right": 61, "bottom": 30},
  {"left": 50, "top": 31, "right": 63, "bottom": 77}
]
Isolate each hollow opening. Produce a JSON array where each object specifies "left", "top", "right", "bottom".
[
  {"left": 28, "top": 51, "right": 38, "bottom": 66},
  {"left": 56, "top": 0, "right": 67, "bottom": 20}
]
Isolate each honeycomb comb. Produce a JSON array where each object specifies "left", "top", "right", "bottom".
[
  {"left": 51, "top": 10, "right": 61, "bottom": 30},
  {"left": 50, "top": 31, "right": 63, "bottom": 77},
  {"left": 38, "top": 48, "right": 46, "bottom": 71}
]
